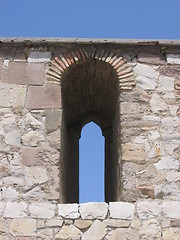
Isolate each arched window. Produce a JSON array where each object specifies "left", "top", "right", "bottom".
[
  {"left": 59, "top": 57, "right": 121, "bottom": 203},
  {"left": 79, "top": 122, "right": 105, "bottom": 203}
]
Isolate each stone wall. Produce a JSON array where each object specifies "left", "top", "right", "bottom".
[
  {"left": 0, "top": 39, "right": 180, "bottom": 239},
  {"left": 1, "top": 201, "right": 180, "bottom": 239}
]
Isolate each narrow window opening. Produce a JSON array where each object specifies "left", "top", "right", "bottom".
[{"left": 79, "top": 122, "right": 105, "bottom": 203}]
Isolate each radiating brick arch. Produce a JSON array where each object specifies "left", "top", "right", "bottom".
[{"left": 46, "top": 48, "right": 135, "bottom": 90}]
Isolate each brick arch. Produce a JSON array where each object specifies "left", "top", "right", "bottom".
[{"left": 46, "top": 48, "right": 135, "bottom": 90}]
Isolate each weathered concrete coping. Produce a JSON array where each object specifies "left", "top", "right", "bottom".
[{"left": 0, "top": 37, "right": 180, "bottom": 47}]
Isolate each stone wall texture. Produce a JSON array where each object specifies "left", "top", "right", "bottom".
[{"left": 0, "top": 38, "right": 180, "bottom": 239}]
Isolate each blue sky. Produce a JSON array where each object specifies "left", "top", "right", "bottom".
[
  {"left": 1, "top": 0, "right": 180, "bottom": 203},
  {"left": 0, "top": 0, "right": 180, "bottom": 39}
]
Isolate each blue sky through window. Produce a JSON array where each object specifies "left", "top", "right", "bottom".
[{"left": 79, "top": 122, "right": 105, "bottom": 203}]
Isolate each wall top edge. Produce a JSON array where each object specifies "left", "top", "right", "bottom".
[{"left": 0, "top": 37, "right": 180, "bottom": 46}]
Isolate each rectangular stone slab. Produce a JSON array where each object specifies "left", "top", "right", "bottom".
[{"left": 26, "top": 85, "right": 61, "bottom": 109}]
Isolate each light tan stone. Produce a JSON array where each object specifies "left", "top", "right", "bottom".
[
  {"left": 103, "top": 219, "right": 130, "bottom": 228},
  {"left": 0, "top": 203, "right": 5, "bottom": 216},
  {"left": 162, "top": 201, "right": 180, "bottom": 219},
  {"left": 106, "top": 228, "right": 137, "bottom": 240},
  {"left": 137, "top": 201, "right": 161, "bottom": 219},
  {"left": 29, "top": 202, "right": 56, "bottom": 219},
  {"left": 36, "top": 220, "right": 45, "bottom": 229},
  {"left": 36, "top": 228, "right": 53, "bottom": 238},
  {"left": 26, "top": 112, "right": 43, "bottom": 129},
  {"left": 0, "top": 218, "right": 7, "bottom": 234},
  {"left": 0, "top": 82, "right": 26, "bottom": 107},
  {"left": 162, "top": 228, "right": 180, "bottom": 240},
  {"left": 79, "top": 202, "right": 108, "bottom": 219},
  {"left": 10, "top": 218, "right": 36, "bottom": 236},
  {"left": 4, "top": 202, "right": 27, "bottom": 218},
  {"left": 122, "top": 143, "right": 146, "bottom": 163},
  {"left": 131, "top": 219, "right": 141, "bottom": 229},
  {"left": 139, "top": 219, "right": 161, "bottom": 239},
  {"left": 55, "top": 225, "right": 82, "bottom": 240},
  {"left": 134, "top": 63, "right": 160, "bottom": 79},
  {"left": 150, "top": 93, "right": 168, "bottom": 113},
  {"left": 74, "top": 220, "right": 92, "bottom": 229},
  {"left": 24, "top": 166, "right": 48, "bottom": 186},
  {"left": 2, "top": 186, "right": 19, "bottom": 200},
  {"left": 46, "top": 218, "right": 63, "bottom": 227},
  {"left": 82, "top": 220, "right": 106, "bottom": 240},
  {"left": 58, "top": 203, "right": 80, "bottom": 219},
  {"left": 109, "top": 202, "right": 135, "bottom": 220},
  {"left": 22, "top": 146, "right": 59, "bottom": 166},
  {"left": 21, "top": 131, "right": 45, "bottom": 147}
]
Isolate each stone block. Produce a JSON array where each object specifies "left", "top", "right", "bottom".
[
  {"left": 28, "top": 51, "right": 51, "bottom": 63},
  {"left": 122, "top": 143, "right": 146, "bottom": 163},
  {"left": 0, "top": 82, "right": 26, "bottom": 107},
  {"left": 150, "top": 93, "right": 168, "bottom": 113},
  {"left": 82, "top": 220, "right": 106, "bottom": 240},
  {"left": 74, "top": 220, "right": 92, "bottom": 229},
  {"left": 55, "top": 225, "right": 82, "bottom": 240},
  {"left": 162, "top": 228, "right": 180, "bottom": 240},
  {"left": 21, "top": 131, "right": 45, "bottom": 147},
  {"left": 109, "top": 202, "right": 135, "bottom": 220},
  {"left": 24, "top": 166, "right": 48, "bottom": 186},
  {"left": 137, "top": 201, "right": 161, "bottom": 219},
  {"left": 2, "top": 186, "right": 19, "bottom": 201},
  {"left": 79, "top": 202, "right": 108, "bottom": 219},
  {"left": 0, "top": 218, "right": 7, "bottom": 234},
  {"left": 29, "top": 202, "right": 56, "bottom": 219},
  {"left": 1, "top": 62, "right": 44, "bottom": 85},
  {"left": 171, "top": 219, "right": 180, "bottom": 227},
  {"left": 58, "top": 203, "right": 80, "bottom": 219},
  {"left": 106, "top": 228, "right": 137, "bottom": 240},
  {"left": 26, "top": 112, "right": 43, "bottom": 129},
  {"left": 131, "top": 219, "right": 141, "bottom": 230},
  {"left": 5, "top": 130, "right": 21, "bottom": 147},
  {"left": 45, "top": 109, "right": 62, "bottom": 133},
  {"left": 47, "top": 129, "right": 61, "bottom": 149},
  {"left": 157, "top": 75, "right": 174, "bottom": 92},
  {"left": 4, "top": 202, "right": 27, "bottom": 218},
  {"left": 36, "top": 220, "right": 45, "bottom": 228},
  {"left": 120, "top": 102, "right": 142, "bottom": 115},
  {"left": 139, "top": 219, "right": 161, "bottom": 238},
  {"left": 26, "top": 85, "right": 61, "bottom": 109},
  {"left": 103, "top": 219, "right": 130, "bottom": 228},
  {"left": 162, "top": 201, "right": 180, "bottom": 219},
  {"left": 36, "top": 228, "right": 53, "bottom": 238},
  {"left": 166, "top": 171, "right": 180, "bottom": 182},
  {"left": 154, "top": 157, "right": 179, "bottom": 170},
  {"left": 136, "top": 75, "right": 157, "bottom": 90},
  {"left": 134, "top": 63, "right": 159, "bottom": 79},
  {"left": 22, "top": 146, "right": 59, "bottom": 166},
  {"left": 46, "top": 219, "right": 63, "bottom": 227},
  {"left": 10, "top": 218, "right": 36, "bottom": 236},
  {"left": 167, "top": 54, "right": 180, "bottom": 64},
  {"left": 0, "top": 203, "right": 5, "bottom": 216}
]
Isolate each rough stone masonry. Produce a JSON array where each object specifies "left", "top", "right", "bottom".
[{"left": 0, "top": 38, "right": 180, "bottom": 239}]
